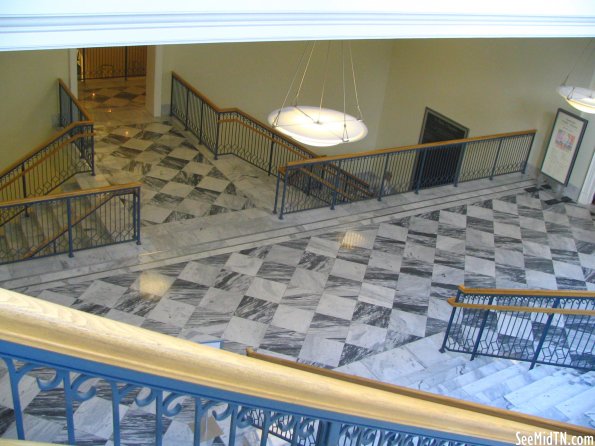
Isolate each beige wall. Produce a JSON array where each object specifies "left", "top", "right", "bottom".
[
  {"left": 0, "top": 49, "right": 70, "bottom": 169},
  {"left": 161, "top": 40, "right": 393, "bottom": 155},
  {"left": 377, "top": 38, "right": 595, "bottom": 195}
]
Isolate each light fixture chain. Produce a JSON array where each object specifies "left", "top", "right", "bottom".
[
  {"left": 349, "top": 42, "right": 364, "bottom": 121},
  {"left": 295, "top": 42, "right": 317, "bottom": 106}
]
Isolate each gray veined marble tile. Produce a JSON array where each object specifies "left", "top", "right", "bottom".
[
  {"left": 213, "top": 270, "right": 254, "bottom": 293},
  {"left": 245, "top": 277, "right": 287, "bottom": 303},
  {"left": 265, "top": 244, "right": 304, "bottom": 267},
  {"left": 439, "top": 210, "right": 467, "bottom": 228},
  {"left": 256, "top": 261, "right": 297, "bottom": 285},
  {"left": 178, "top": 261, "right": 221, "bottom": 287},
  {"left": 550, "top": 248, "right": 581, "bottom": 266},
  {"left": 523, "top": 255, "right": 554, "bottom": 275},
  {"left": 299, "top": 334, "right": 344, "bottom": 367},
  {"left": 114, "top": 290, "right": 161, "bottom": 317},
  {"left": 337, "top": 245, "right": 372, "bottom": 266},
  {"left": 223, "top": 316, "right": 267, "bottom": 347},
  {"left": 358, "top": 282, "right": 395, "bottom": 308},
  {"left": 372, "top": 236, "right": 405, "bottom": 255},
  {"left": 147, "top": 297, "right": 195, "bottom": 327},
  {"left": 289, "top": 267, "right": 328, "bottom": 293},
  {"left": 308, "top": 313, "right": 350, "bottom": 341},
  {"left": 341, "top": 229, "right": 378, "bottom": 250},
  {"left": 346, "top": 323, "right": 387, "bottom": 350},
  {"left": 259, "top": 325, "right": 308, "bottom": 357},
  {"left": 234, "top": 295, "right": 278, "bottom": 324},
  {"left": 408, "top": 216, "right": 439, "bottom": 235},
  {"left": 437, "top": 222, "right": 467, "bottom": 240},
  {"left": 224, "top": 252, "right": 263, "bottom": 276},
  {"left": 325, "top": 275, "right": 362, "bottom": 299},
  {"left": 338, "top": 344, "right": 375, "bottom": 367},
  {"left": 367, "top": 250, "right": 402, "bottom": 273},
  {"left": 330, "top": 258, "right": 367, "bottom": 282},
  {"left": 376, "top": 222, "right": 408, "bottom": 241},
  {"left": 78, "top": 279, "right": 127, "bottom": 307},
  {"left": 298, "top": 251, "right": 335, "bottom": 274},
  {"left": 281, "top": 287, "right": 321, "bottom": 311},
  {"left": 305, "top": 237, "right": 341, "bottom": 258},
  {"left": 352, "top": 301, "right": 391, "bottom": 328},
  {"left": 199, "top": 288, "right": 243, "bottom": 313}
]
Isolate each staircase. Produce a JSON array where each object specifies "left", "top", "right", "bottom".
[{"left": 334, "top": 333, "right": 595, "bottom": 428}]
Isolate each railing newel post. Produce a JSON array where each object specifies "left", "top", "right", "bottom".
[
  {"left": 279, "top": 168, "right": 289, "bottom": 219},
  {"left": 470, "top": 295, "right": 495, "bottom": 361},
  {"left": 489, "top": 139, "right": 503, "bottom": 180},
  {"left": 415, "top": 149, "right": 427, "bottom": 194},
  {"left": 453, "top": 143, "right": 467, "bottom": 187},
  {"left": 440, "top": 288, "right": 463, "bottom": 353},
  {"left": 66, "top": 197, "right": 74, "bottom": 257},
  {"left": 530, "top": 297, "right": 561, "bottom": 369},
  {"left": 330, "top": 161, "right": 342, "bottom": 210},
  {"left": 378, "top": 153, "right": 390, "bottom": 201},
  {"left": 135, "top": 187, "right": 142, "bottom": 245}
]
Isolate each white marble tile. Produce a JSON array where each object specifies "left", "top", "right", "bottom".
[
  {"left": 122, "top": 137, "right": 153, "bottom": 151},
  {"left": 396, "top": 273, "right": 431, "bottom": 297},
  {"left": 289, "top": 268, "right": 327, "bottom": 293},
  {"left": 330, "top": 258, "right": 367, "bottom": 282},
  {"left": 432, "top": 264, "right": 464, "bottom": 286},
  {"left": 147, "top": 165, "right": 179, "bottom": 181},
  {"left": 553, "top": 261, "right": 585, "bottom": 281},
  {"left": 179, "top": 261, "right": 221, "bottom": 286},
  {"left": 132, "top": 271, "right": 175, "bottom": 296},
  {"left": 214, "top": 193, "right": 247, "bottom": 210},
  {"left": 223, "top": 316, "right": 267, "bottom": 346},
  {"left": 135, "top": 150, "right": 164, "bottom": 164},
  {"left": 495, "top": 248, "right": 525, "bottom": 268},
  {"left": 358, "top": 282, "right": 394, "bottom": 308},
  {"left": 389, "top": 309, "right": 427, "bottom": 337},
  {"left": 148, "top": 298, "right": 195, "bottom": 327},
  {"left": 467, "top": 205, "right": 494, "bottom": 221},
  {"left": 157, "top": 134, "right": 185, "bottom": 147},
  {"left": 183, "top": 161, "right": 213, "bottom": 176},
  {"left": 105, "top": 308, "right": 145, "bottom": 326},
  {"left": 341, "top": 229, "right": 377, "bottom": 249},
  {"left": 306, "top": 237, "right": 341, "bottom": 257},
  {"left": 465, "top": 255, "right": 495, "bottom": 277},
  {"left": 367, "top": 250, "right": 402, "bottom": 273},
  {"left": 160, "top": 182, "right": 195, "bottom": 198},
  {"left": 519, "top": 216, "right": 547, "bottom": 233},
  {"left": 79, "top": 279, "right": 127, "bottom": 307},
  {"left": 265, "top": 245, "right": 304, "bottom": 267},
  {"left": 361, "top": 347, "right": 425, "bottom": 383},
  {"left": 404, "top": 242, "right": 435, "bottom": 263},
  {"left": 376, "top": 223, "right": 408, "bottom": 241},
  {"left": 245, "top": 277, "right": 287, "bottom": 303},
  {"left": 299, "top": 334, "right": 344, "bottom": 367},
  {"left": 141, "top": 204, "right": 172, "bottom": 224},
  {"left": 176, "top": 198, "right": 211, "bottom": 217},
  {"left": 494, "top": 222, "right": 522, "bottom": 239},
  {"left": 37, "top": 290, "right": 76, "bottom": 307},
  {"left": 225, "top": 252, "right": 263, "bottom": 276},
  {"left": 169, "top": 147, "right": 198, "bottom": 160},
  {"left": 525, "top": 269, "right": 558, "bottom": 290},
  {"left": 436, "top": 235, "right": 465, "bottom": 253},
  {"left": 199, "top": 288, "right": 243, "bottom": 313},
  {"left": 426, "top": 297, "right": 453, "bottom": 322},
  {"left": 333, "top": 361, "right": 375, "bottom": 379},
  {"left": 271, "top": 305, "right": 315, "bottom": 333},
  {"left": 439, "top": 210, "right": 466, "bottom": 228},
  {"left": 144, "top": 122, "right": 172, "bottom": 134},
  {"left": 523, "top": 240, "right": 552, "bottom": 259},
  {"left": 346, "top": 323, "right": 387, "bottom": 350},
  {"left": 316, "top": 293, "right": 357, "bottom": 320},
  {"left": 197, "top": 176, "right": 229, "bottom": 192},
  {"left": 403, "top": 333, "right": 449, "bottom": 367}
]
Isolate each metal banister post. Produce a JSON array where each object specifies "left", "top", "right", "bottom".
[
  {"left": 199, "top": 100, "right": 204, "bottom": 144},
  {"left": 378, "top": 153, "right": 390, "bottom": 201},
  {"left": 279, "top": 169, "right": 289, "bottom": 220},
  {"left": 134, "top": 188, "right": 142, "bottom": 245},
  {"left": 453, "top": 143, "right": 467, "bottom": 187},
  {"left": 214, "top": 112, "right": 220, "bottom": 160},
  {"left": 66, "top": 197, "right": 74, "bottom": 257},
  {"left": 184, "top": 87, "right": 190, "bottom": 130},
  {"left": 415, "top": 150, "right": 427, "bottom": 194},
  {"left": 440, "top": 288, "right": 462, "bottom": 353},
  {"left": 268, "top": 138, "right": 275, "bottom": 176},
  {"left": 330, "top": 161, "right": 342, "bottom": 210},
  {"left": 470, "top": 295, "right": 495, "bottom": 361},
  {"left": 489, "top": 139, "right": 503, "bottom": 180},
  {"left": 530, "top": 297, "right": 561, "bottom": 369}
]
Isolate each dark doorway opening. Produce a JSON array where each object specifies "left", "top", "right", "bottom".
[
  {"left": 77, "top": 46, "right": 147, "bottom": 81},
  {"left": 412, "top": 108, "right": 469, "bottom": 190}
]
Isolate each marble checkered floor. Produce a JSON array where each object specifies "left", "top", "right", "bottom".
[{"left": 1, "top": 185, "right": 594, "bottom": 442}]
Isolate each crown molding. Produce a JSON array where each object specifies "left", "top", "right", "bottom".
[{"left": 1, "top": 4, "right": 594, "bottom": 51}]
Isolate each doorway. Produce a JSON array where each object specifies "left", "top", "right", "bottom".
[
  {"left": 77, "top": 46, "right": 147, "bottom": 81},
  {"left": 412, "top": 108, "right": 469, "bottom": 189}
]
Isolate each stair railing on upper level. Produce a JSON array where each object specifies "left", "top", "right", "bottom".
[
  {"left": 170, "top": 73, "right": 370, "bottom": 201},
  {"left": 274, "top": 130, "right": 536, "bottom": 218},
  {"left": 0, "top": 183, "right": 142, "bottom": 264},
  {"left": 1, "top": 289, "right": 591, "bottom": 446},
  {"left": 0, "top": 80, "right": 95, "bottom": 211},
  {"left": 440, "top": 286, "right": 595, "bottom": 371}
]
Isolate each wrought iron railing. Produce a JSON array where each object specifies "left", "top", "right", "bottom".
[
  {"left": 169, "top": 73, "right": 369, "bottom": 200},
  {"left": 275, "top": 130, "right": 536, "bottom": 218},
  {"left": 0, "top": 81, "right": 94, "bottom": 213},
  {"left": 440, "top": 286, "right": 595, "bottom": 371},
  {"left": 1, "top": 290, "right": 587, "bottom": 446},
  {"left": 78, "top": 46, "right": 147, "bottom": 81},
  {"left": 0, "top": 183, "right": 141, "bottom": 264}
]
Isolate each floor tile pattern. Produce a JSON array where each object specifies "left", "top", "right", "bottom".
[{"left": 2, "top": 185, "right": 594, "bottom": 442}]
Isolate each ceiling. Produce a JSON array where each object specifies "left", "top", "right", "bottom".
[{"left": 1, "top": 1, "right": 595, "bottom": 51}]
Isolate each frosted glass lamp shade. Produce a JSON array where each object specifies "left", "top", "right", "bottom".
[
  {"left": 268, "top": 105, "right": 368, "bottom": 147},
  {"left": 557, "top": 85, "right": 595, "bottom": 114}
]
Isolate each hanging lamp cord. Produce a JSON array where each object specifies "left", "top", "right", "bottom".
[
  {"left": 317, "top": 42, "right": 332, "bottom": 124},
  {"left": 561, "top": 39, "right": 595, "bottom": 86},
  {"left": 342, "top": 42, "right": 349, "bottom": 142},
  {"left": 349, "top": 42, "right": 364, "bottom": 122}
]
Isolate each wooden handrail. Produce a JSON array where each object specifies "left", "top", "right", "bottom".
[
  {"left": 0, "top": 132, "right": 95, "bottom": 195},
  {"left": 0, "top": 289, "right": 587, "bottom": 444},
  {"left": 282, "top": 129, "right": 538, "bottom": 168},
  {"left": 458, "top": 285, "right": 595, "bottom": 298},
  {"left": 0, "top": 182, "right": 142, "bottom": 208},
  {"left": 0, "top": 123, "right": 93, "bottom": 180},
  {"left": 447, "top": 297, "right": 595, "bottom": 315},
  {"left": 172, "top": 72, "right": 320, "bottom": 158},
  {"left": 246, "top": 348, "right": 594, "bottom": 437},
  {"left": 58, "top": 79, "right": 93, "bottom": 122}
]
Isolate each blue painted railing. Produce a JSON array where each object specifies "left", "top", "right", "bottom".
[
  {"left": 440, "top": 286, "right": 595, "bottom": 371},
  {"left": 1, "top": 290, "right": 577, "bottom": 445}
]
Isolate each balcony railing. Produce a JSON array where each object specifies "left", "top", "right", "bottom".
[
  {"left": 0, "top": 289, "right": 590, "bottom": 446},
  {"left": 440, "top": 286, "right": 595, "bottom": 371}
]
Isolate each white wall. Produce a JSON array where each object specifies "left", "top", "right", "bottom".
[
  {"left": 376, "top": 38, "right": 595, "bottom": 195},
  {"left": 161, "top": 40, "right": 393, "bottom": 155},
  {"left": 0, "top": 49, "right": 70, "bottom": 168}
]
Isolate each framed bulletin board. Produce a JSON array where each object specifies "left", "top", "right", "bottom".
[{"left": 541, "top": 108, "right": 588, "bottom": 185}]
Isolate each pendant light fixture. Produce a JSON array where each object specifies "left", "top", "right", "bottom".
[
  {"left": 557, "top": 40, "right": 595, "bottom": 114},
  {"left": 268, "top": 42, "right": 368, "bottom": 147}
]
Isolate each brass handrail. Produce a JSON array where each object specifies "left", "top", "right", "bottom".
[
  {"left": 246, "top": 348, "right": 594, "bottom": 438},
  {"left": 447, "top": 297, "right": 595, "bottom": 316},
  {"left": 0, "top": 182, "right": 142, "bottom": 208},
  {"left": 0, "top": 289, "right": 584, "bottom": 444},
  {"left": 281, "top": 129, "right": 538, "bottom": 169},
  {"left": 458, "top": 285, "right": 595, "bottom": 298}
]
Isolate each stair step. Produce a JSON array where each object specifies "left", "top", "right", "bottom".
[
  {"left": 504, "top": 375, "right": 585, "bottom": 410},
  {"left": 555, "top": 383, "right": 595, "bottom": 420},
  {"left": 460, "top": 364, "right": 528, "bottom": 395},
  {"left": 444, "top": 359, "right": 511, "bottom": 391}
]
